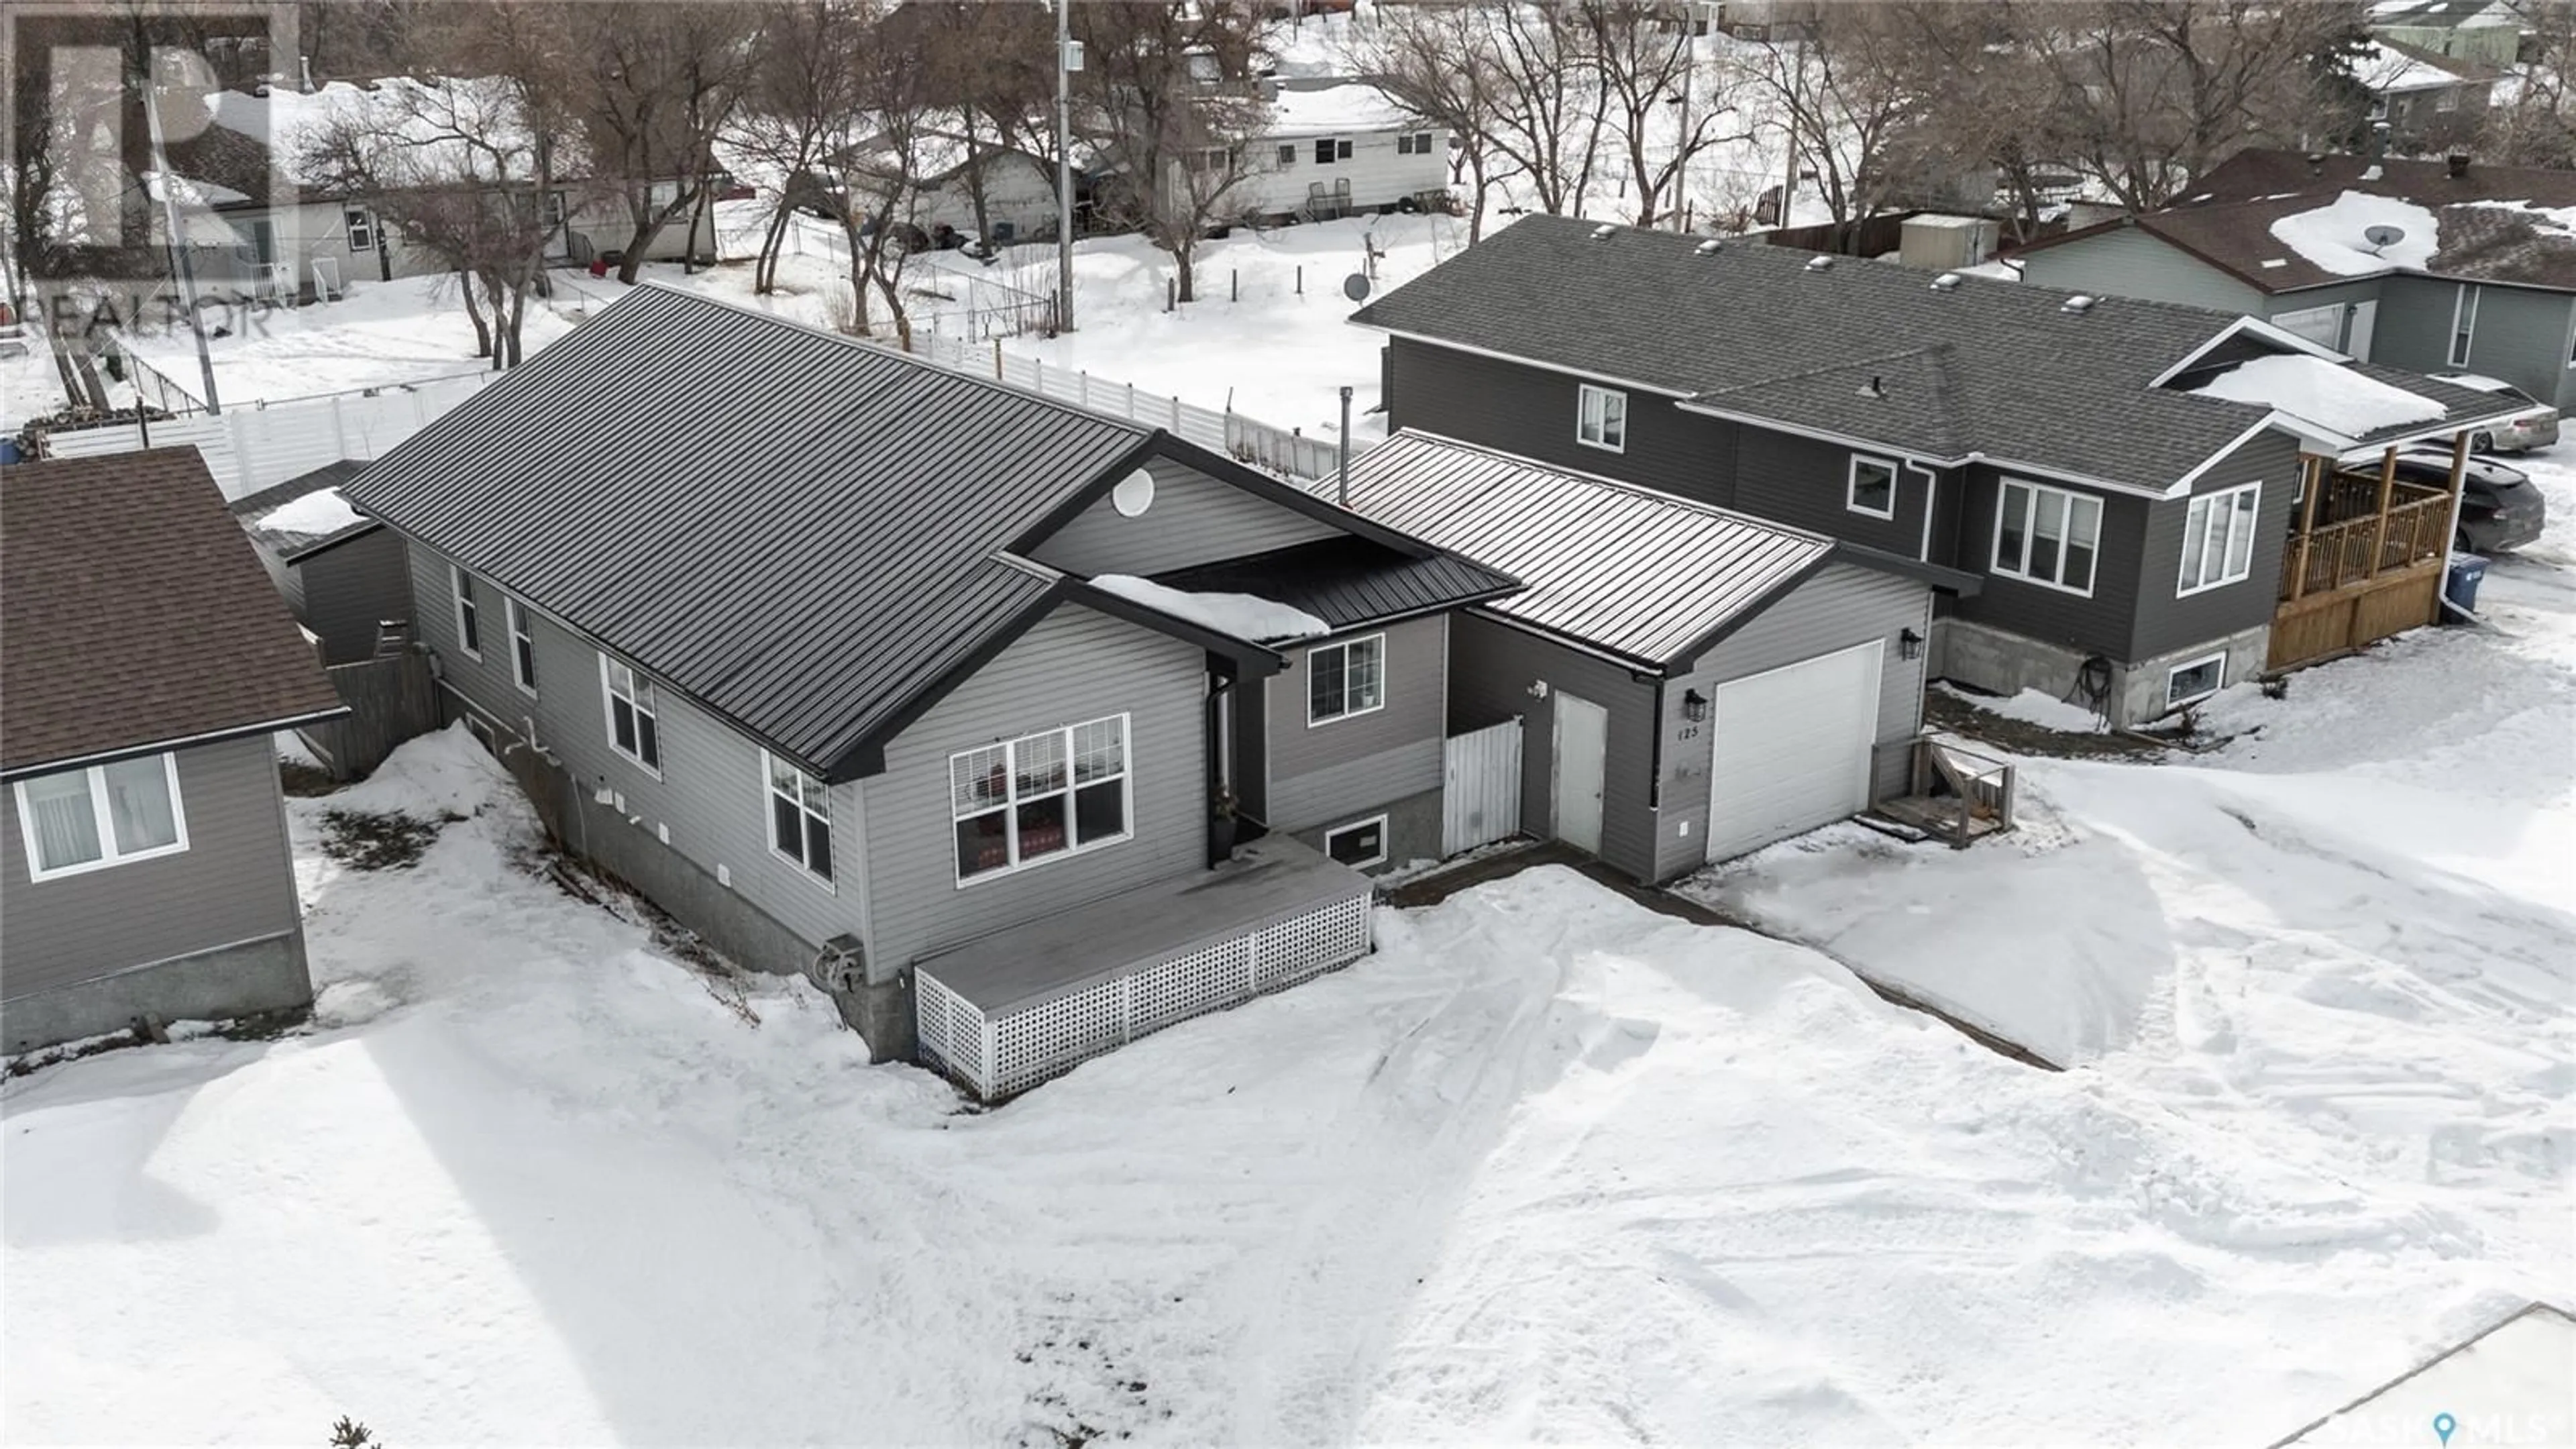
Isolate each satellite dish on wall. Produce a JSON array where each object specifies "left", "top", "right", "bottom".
[
  {"left": 1112, "top": 468, "right": 1155, "bottom": 518},
  {"left": 2363, "top": 224, "right": 2407, "bottom": 249},
  {"left": 1342, "top": 272, "right": 1371, "bottom": 302}
]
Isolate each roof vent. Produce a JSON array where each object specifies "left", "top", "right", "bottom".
[
  {"left": 2061, "top": 294, "right": 2097, "bottom": 315},
  {"left": 1590, "top": 223, "right": 1617, "bottom": 240},
  {"left": 1931, "top": 272, "right": 1962, "bottom": 291},
  {"left": 1857, "top": 374, "right": 1885, "bottom": 399},
  {"left": 1695, "top": 237, "right": 1722, "bottom": 256},
  {"left": 1805, "top": 254, "right": 1833, "bottom": 272}
]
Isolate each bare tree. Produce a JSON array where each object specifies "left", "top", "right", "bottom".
[
  {"left": 909, "top": 1, "right": 1055, "bottom": 247},
  {"left": 1725, "top": 5, "right": 1939, "bottom": 248},
  {"left": 2483, "top": 1, "right": 2575, "bottom": 168},
  {"left": 1477, "top": 3, "right": 1611, "bottom": 218},
  {"left": 1358, "top": 2, "right": 1519, "bottom": 241},
  {"left": 729, "top": 0, "right": 867, "bottom": 295},
  {"left": 1578, "top": 1, "right": 1754, "bottom": 229},
  {"left": 1072, "top": 0, "right": 1267, "bottom": 304},
  {"left": 564, "top": 2, "right": 753, "bottom": 284}
]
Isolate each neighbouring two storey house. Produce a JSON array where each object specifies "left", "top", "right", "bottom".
[
  {"left": 1352, "top": 215, "right": 2526, "bottom": 721},
  {"left": 337, "top": 285, "right": 1516, "bottom": 1099}
]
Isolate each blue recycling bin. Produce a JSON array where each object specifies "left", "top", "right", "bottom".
[{"left": 2445, "top": 553, "right": 2489, "bottom": 614}]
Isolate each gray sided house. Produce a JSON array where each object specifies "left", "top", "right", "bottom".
[
  {"left": 1353, "top": 215, "right": 2524, "bottom": 723},
  {"left": 1340, "top": 433, "right": 1968, "bottom": 881},
  {"left": 2, "top": 449, "right": 345, "bottom": 1054},
  {"left": 340, "top": 284, "right": 1514, "bottom": 1098},
  {"left": 2017, "top": 149, "right": 2576, "bottom": 415},
  {"left": 229, "top": 460, "right": 411, "bottom": 665}
]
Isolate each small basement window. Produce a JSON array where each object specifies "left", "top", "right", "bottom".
[
  {"left": 1577, "top": 383, "right": 1627, "bottom": 452},
  {"left": 1308, "top": 635, "right": 1386, "bottom": 725},
  {"left": 765, "top": 752, "right": 833, "bottom": 883},
  {"left": 13, "top": 754, "right": 189, "bottom": 880},
  {"left": 2166, "top": 651, "right": 2226, "bottom": 709},
  {"left": 1323, "top": 815, "right": 1388, "bottom": 869},
  {"left": 1847, "top": 455, "right": 1898, "bottom": 519}
]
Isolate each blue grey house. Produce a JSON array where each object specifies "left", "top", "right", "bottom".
[
  {"left": 338, "top": 285, "right": 1516, "bottom": 1098},
  {"left": 229, "top": 460, "right": 413, "bottom": 665}
]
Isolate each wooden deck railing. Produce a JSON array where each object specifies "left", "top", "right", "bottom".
[
  {"left": 2280, "top": 488, "right": 2451, "bottom": 600},
  {"left": 1908, "top": 738, "right": 2017, "bottom": 848}
]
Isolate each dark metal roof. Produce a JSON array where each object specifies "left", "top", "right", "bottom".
[
  {"left": 4, "top": 449, "right": 345, "bottom": 776},
  {"left": 228, "top": 459, "right": 383, "bottom": 561},
  {"left": 1335, "top": 433, "right": 1841, "bottom": 671},
  {"left": 1150, "top": 537, "right": 1521, "bottom": 633}
]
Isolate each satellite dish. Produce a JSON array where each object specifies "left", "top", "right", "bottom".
[
  {"left": 1111, "top": 468, "right": 1155, "bottom": 518},
  {"left": 1342, "top": 272, "right": 1371, "bottom": 302},
  {"left": 2363, "top": 224, "right": 2407, "bottom": 248}
]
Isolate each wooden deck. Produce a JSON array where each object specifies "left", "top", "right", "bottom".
[{"left": 2270, "top": 447, "right": 2463, "bottom": 673}]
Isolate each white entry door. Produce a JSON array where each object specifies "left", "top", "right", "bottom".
[
  {"left": 1552, "top": 692, "right": 1608, "bottom": 855},
  {"left": 1705, "top": 641, "right": 1884, "bottom": 861},
  {"left": 2346, "top": 299, "right": 2379, "bottom": 361}
]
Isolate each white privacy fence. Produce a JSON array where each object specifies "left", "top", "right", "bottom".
[
  {"left": 1442, "top": 718, "right": 1525, "bottom": 857},
  {"left": 42, "top": 370, "right": 495, "bottom": 500}
]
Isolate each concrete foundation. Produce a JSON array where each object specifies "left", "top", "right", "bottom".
[
  {"left": 1283, "top": 786, "right": 1444, "bottom": 875},
  {"left": 3, "top": 930, "right": 313, "bottom": 1055},
  {"left": 1931, "top": 619, "right": 2272, "bottom": 730}
]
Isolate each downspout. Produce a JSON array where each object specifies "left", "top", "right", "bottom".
[
  {"left": 1205, "top": 673, "right": 1234, "bottom": 868},
  {"left": 1337, "top": 386, "right": 1353, "bottom": 505}
]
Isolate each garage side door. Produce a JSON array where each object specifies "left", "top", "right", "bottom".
[{"left": 1706, "top": 641, "right": 1884, "bottom": 861}]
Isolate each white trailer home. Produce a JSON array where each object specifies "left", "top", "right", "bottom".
[{"left": 1229, "top": 80, "right": 1447, "bottom": 223}]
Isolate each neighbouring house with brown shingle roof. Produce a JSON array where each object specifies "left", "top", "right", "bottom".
[{"left": 3, "top": 447, "right": 345, "bottom": 1053}]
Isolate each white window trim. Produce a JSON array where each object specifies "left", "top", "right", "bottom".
[
  {"left": 344, "top": 207, "right": 373, "bottom": 251},
  {"left": 949, "top": 713, "right": 1134, "bottom": 888},
  {"left": 1846, "top": 453, "right": 1900, "bottom": 520},
  {"left": 2176, "top": 481, "right": 2264, "bottom": 598},
  {"left": 13, "top": 754, "right": 191, "bottom": 882},
  {"left": 598, "top": 653, "right": 663, "bottom": 779},
  {"left": 2165, "top": 650, "right": 2227, "bottom": 709},
  {"left": 449, "top": 564, "right": 483, "bottom": 661},
  {"left": 1576, "top": 383, "right": 1627, "bottom": 454},
  {"left": 761, "top": 751, "right": 837, "bottom": 892},
  {"left": 505, "top": 596, "right": 539, "bottom": 696},
  {"left": 1323, "top": 814, "right": 1389, "bottom": 869},
  {"left": 1990, "top": 478, "right": 2102, "bottom": 598},
  {"left": 1306, "top": 633, "right": 1389, "bottom": 727},
  {"left": 2449, "top": 283, "right": 2479, "bottom": 367}
]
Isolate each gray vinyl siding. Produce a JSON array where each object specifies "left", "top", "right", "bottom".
[
  {"left": 1383, "top": 337, "right": 1734, "bottom": 506},
  {"left": 405, "top": 540, "right": 865, "bottom": 959},
  {"left": 1953, "top": 467, "right": 2149, "bottom": 666},
  {"left": 1654, "top": 564, "right": 1931, "bottom": 881},
  {"left": 2258, "top": 278, "right": 2389, "bottom": 352},
  {"left": 2, "top": 735, "right": 301, "bottom": 998},
  {"left": 295, "top": 529, "right": 412, "bottom": 665},
  {"left": 2130, "top": 430, "right": 2298, "bottom": 661},
  {"left": 1028, "top": 456, "right": 1339, "bottom": 577},
  {"left": 2447, "top": 281, "right": 2576, "bottom": 411},
  {"left": 2374, "top": 274, "right": 2475, "bottom": 376},
  {"left": 1264, "top": 613, "right": 1446, "bottom": 832},
  {"left": 1448, "top": 612, "right": 1659, "bottom": 881},
  {"left": 1733, "top": 427, "right": 1927, "bottom": 558},
  {"left": 2019, "top": 228, "right": 2267, "bottom": 315},
  {"left": 863, "top": 602, "right": 1208, "bottom": 973}
]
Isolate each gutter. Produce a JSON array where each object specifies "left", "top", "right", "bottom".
[{"left": 2, "top": 707, "right": 351, "bottom": 782}]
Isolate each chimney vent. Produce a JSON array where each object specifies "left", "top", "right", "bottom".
[
  {"left": 1695, "top": 237, "right": 1722, "bottom": 256},
  {"left": 2446, "top": 152, "right": 2471, "bottom": 179},
  {"left": 1931, "top": 272, "right": 1962, "bottom": 291},
  {"left": 1857, "top": 374, "right": 1884, "bottom": 399},
  {"left": 1590, "top": 223, "right": 1617, "bottom": 240},
  {"left": 1805, "top": 254, "right": 1833, "bottom": 272},
  {"left": 2061, "top": 294, "right": 2097, "bottom": 315}
]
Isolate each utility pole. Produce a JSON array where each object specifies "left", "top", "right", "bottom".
[
  {"left": 142, "top": 65, "right": 221, "bottom": 415},
  {"left": 1055, "top": 0, "right": 1077, "bottom": 334}
]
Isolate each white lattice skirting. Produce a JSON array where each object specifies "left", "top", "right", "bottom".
[{"left": 916, "top": 892, "right": 1373, "bottom": 1100}]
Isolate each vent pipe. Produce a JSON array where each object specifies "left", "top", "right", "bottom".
[
  {"left": 1337, "top": 386, "right": 1352, "bottom": 505},
  {"left": 2061, "top": 294, "right": 2096, "bottom": 315},
  {"left": 1857, "top": 375, "right": 1884, "bottom": 399},
  {"left": 1931, "top": 272, "right": 1962, "bottom": 291},
  {"left": 1805, "top": 254, "right": 1833, "bottom": 272}
]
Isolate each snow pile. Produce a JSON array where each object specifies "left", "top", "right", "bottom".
[
  {"left": 2267, "top": 191, "right": 2442, "bottom": 274},
  {"left": 256, "top": 486, "right": 366, "bottom": 538},
  {"left": 2190, "top": 354, "right": 2447, "bottom": 437},
  {"left": 2463, "top": 197, "right": 2576, "bottom": 239},
  {"left": 1089, "top": 573, "right": 1330, "bottom": 642}
]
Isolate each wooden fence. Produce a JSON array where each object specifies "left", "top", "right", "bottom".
[{"left": 300, "top": 649, "right": 442, "bottom": 782}]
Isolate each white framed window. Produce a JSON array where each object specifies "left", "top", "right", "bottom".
[
  {"left": 763, "top": 751, "right": 833, "bottom": 883},
  {"left": 506, "top": 597, "right": 538, "bottom": 695},
  {"left": 2178, "top": 482, "right": 2263, "bottom": 596},
  {"left": 1277, "top": 143, "right": 1296, "bottom": 166},
  {"left": 2436, "top": 86, "right": 2460, "bottom": 112},
  {"left": 1576, "top": 383, "right": 1627, "bottom": 452},
  {"left": 1313, "top": 137, "right": 1352, "bottom": 164},
  {"left": 2269, "top": 303, "right": 2343, "bottom": 347},
  {"left": 950, "top": 714, "right": 1130, "bottom": 884},
  {"left": 450, "top": 565, "right": 483, "bottom": 659},
  {"left": 1992, "top": 478, "right": 2103, "bottom": 596},
  {"left": 2450, "top": 283, "right": 2479, "bottom": 367},
  {"left": 1323, "top": 815, "right": 1388, "bottom": 869},
  {"left": 344, "top": 207, "right": 373, "bottom": 252},
  {"left": 1308, "top": 634, "right": 1386, "bottom": 725},
  {"left": 1397, "top": 131, "right": 1435, "bottom": 155},
  {"left": 600, "top": 655, "right": 662, "bottom": 775},
  {"left": 13, "top": 754, "right": 189, "bottom": 881},
  {"left": 1191, "top": 144, "right": 1234, "bottom": 176},
  {"left": 2165, "top": 651, "right": 2226, "bottom": 709},
  {"left": 1847, "top": 454, "right": 1898, "bottom": 519}
]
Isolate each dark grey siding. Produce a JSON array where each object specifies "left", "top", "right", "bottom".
[
  {"left": 2019, "top": 227, "right": 2267, "bottom": 315},
  {"left": 2373, "top": 274, "right": 2470, "bottom": 378},
  {"left": 863, "top": 602, "right": 1208, "bottom": 973},
  {"left": 2445, "top": 280, "right": 2576, "bottom": 412},
  {"left": 296, "top": 529, "right": 413, "bottom": 665},
  {"left": 2130, "top": 429, "right": 2298, "bottom": 660},
  {"left": 1951, "top": 467, "right": 2149, "bottom": 665},
  {"left": 1384, "top": 337, "right": 1735, "bottom": 506},
  {"left": 1028, "top": 456, "right": 1340, "bottom": 578},
  {"left": 2, "top": 735, "right": 303, "bottom": 998},
  {"left": 1733, "top": 427, "right": 1927, "bottom": 558},
  {"left": 407, "top": 539, "right": 867, "bottom": 963},
  {"left": 1448, "top": 613, "right": 1658, "bottom": 881},
  {"left": 1656, "top": 563, "right": 1931, "bottom": 880},
  {"left": 1230, "top": 673, "right": 1269, "bottom": 823},
  {"left": 1265, "top": 614, "right": 1446, "bottom": 833}
]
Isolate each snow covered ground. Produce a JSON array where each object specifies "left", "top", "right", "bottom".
[{"left": 7, "top": 455, "right": 2570, "bottom": 1445}]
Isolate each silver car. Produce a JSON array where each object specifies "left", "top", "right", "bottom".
[{"left": 2431, "top": 373, "right": 2563, "bottom": 453}]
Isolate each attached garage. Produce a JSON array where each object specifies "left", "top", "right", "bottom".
[{"left": 1339, "top": 433, "right": 1978, "bottom": 884}]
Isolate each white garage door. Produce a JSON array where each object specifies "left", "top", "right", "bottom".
[{"left": 1706, "top": 641, "right": 1884, "bottom": 861}]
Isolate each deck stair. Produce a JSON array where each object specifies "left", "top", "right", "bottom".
[{"left": 1871, "top": 736, "right": 2017, "bottom": 847}]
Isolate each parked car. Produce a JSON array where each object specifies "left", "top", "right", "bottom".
[
  {"left": 2391, "top": 450, "right": 2548, "bottom": 553},
  {"left": 2430, "top": 374, "right": 2562, "bottom": 453}
]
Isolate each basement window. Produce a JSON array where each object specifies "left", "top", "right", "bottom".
[
  {"left": 1324, "top": 815, "right": 1388, "bottom": 869},
  {"left": 2166, "top": 651, "right": 2226, "bottom": 710}
]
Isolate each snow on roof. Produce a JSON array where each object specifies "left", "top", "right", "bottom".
[
  {"left": 1266, "top": 82, "right": 1417, "bottom": 138},
  {"left": 2188, "top": 354, "right": 2446, "bottom": 437},
  {"left": 2355, "top": 38, "right": 2473, "bottom": 92},
  {"left": 208, "top": 78, "right": 555, "bottom": 186},
  {"left": 2463, "top": 197, "right": 2576, "bottom": 238},
  {"left": 1088, "top": 573, "right": 1330, "bottom": 643},
  {"left": 144, "top": 168, "right": 250, "bottom": 207},
  {"left": 256, "top": 486, "right": 366, "bottom": 538},
  {"left": 2266, "top": 191, "right": 2441, "bottom": 276}
]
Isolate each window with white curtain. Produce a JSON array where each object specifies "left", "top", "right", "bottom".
[
  {"left": 950, "top": 715, "right": 1130, "bottom": 883},
  {"left": 14, "top": 754, "right": 189, "bottom": 880},
  {"left": 2178, "top": 482, "right": 2263, "bottom": 595}
]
